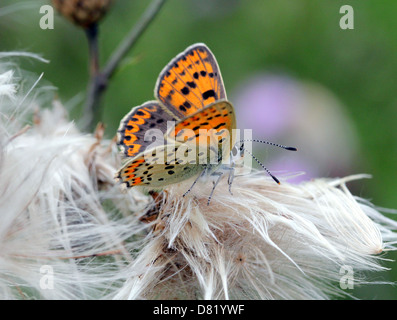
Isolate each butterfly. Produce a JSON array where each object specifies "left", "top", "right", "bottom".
[{"left": 116, "top": 43, "right": 296, "bottom": 203}]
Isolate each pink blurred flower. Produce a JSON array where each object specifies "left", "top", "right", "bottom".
[{"left": 232, "top": 73, "right": 359, "bottom": 183}]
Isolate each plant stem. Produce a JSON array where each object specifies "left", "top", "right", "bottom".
[
  {"left": 84, "top": 23, "right": 105, "bottom": 130},
  {"left": 86, "top": 23, "right": 99, "bottom": 77},
  {"left": 83, "top": 0, "right": 167, "bottom": 132}
]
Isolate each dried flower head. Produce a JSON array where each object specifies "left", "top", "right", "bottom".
[
  {"left": 1, "top": 55, "right": 397, "bottom": 300},
  {"left": 52, "top": 0, "right": 114, "bottom": 28},
  {"left": 114, "top": 173, "right": 397, "bottom": 299},
  {"left": 0, "top": 55, "right": 141, "bottom": 299}
]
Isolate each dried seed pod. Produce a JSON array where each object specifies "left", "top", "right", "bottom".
[{"left": 52, "top": 0, "right": 114, "bottom": 28}]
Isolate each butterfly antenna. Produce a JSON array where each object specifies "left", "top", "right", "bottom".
[
  {"left": 240, "top": 139, "right": 297, "bottom": 151},
  {"left": 242, "top": 147, "right": 280, "bottom": 184}
]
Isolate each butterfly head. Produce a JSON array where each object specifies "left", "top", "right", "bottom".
[{"left": 230, "top": 142, "right": 245, "bottom": 167}]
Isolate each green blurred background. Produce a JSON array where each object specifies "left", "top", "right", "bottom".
[{"left": 1, "top": 0, "right": 397, "bottom": 299}]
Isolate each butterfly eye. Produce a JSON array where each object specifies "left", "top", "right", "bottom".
[{"left": 231, "top": 145, "right": 238, "bottom": 157}]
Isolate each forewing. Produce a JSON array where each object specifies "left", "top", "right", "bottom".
[
  {"left": 166, "top": 99, "right": 236, "bottom": 146},
  {"left": 155, "top": 43, "right": 226, "bottom": 118}
]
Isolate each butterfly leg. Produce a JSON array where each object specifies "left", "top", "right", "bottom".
[
  {"left": 227, "top": 166, "right": 235, "bottom": 195},
  {"left": 183, "top": 168, "right": 207, "bottom": 198},
  {"left": 207, "top": 171, "right": 224, "bottom": 206},
  {"left": 218, "top": 165, "right": 235, "bottom": 195}
]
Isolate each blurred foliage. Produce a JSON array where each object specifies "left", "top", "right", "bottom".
[{"left": 1, "top": 0, "right": 397, "bottom": 299}]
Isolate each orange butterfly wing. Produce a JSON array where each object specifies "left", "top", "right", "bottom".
[
  {"left": 155, "top": 43, "right": 226, "bottom": 118},
  {"left": 167, "top": 100, "right": 235, "bottom": 146},
  {"left": 117, "top": 101, "right": 177, "bottom": 158}
]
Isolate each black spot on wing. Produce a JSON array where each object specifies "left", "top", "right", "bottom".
[
  {"left": 187, "top": 81, "right": 196, "bottom": 88},
  {"left": 214, "top": 122, "right": 226, "bottom": 130},
  {"left": 202, "top": 90, "right": 216, "bottom": 100}
]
